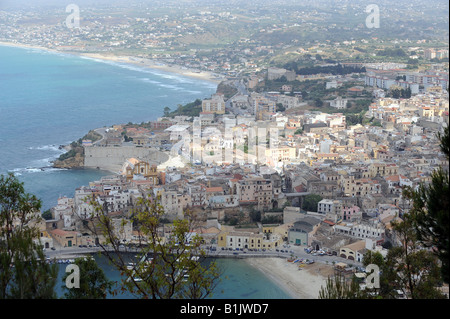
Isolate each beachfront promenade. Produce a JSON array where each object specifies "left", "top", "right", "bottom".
[{"left": 44, "top": 243, "right": 361, "bottom": 268}]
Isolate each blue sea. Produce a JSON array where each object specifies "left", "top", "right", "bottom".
[
  {"left": 54, "top": 254, "right": 291, "bottom": 299},
  {"left": 0, "top": 44, "right": 216, "bottom": 211},
  {"left": 0, "top": 44, "right": 291, "bottom": 299}
]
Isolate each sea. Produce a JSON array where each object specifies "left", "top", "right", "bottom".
[{"left": 0, "top": 44, "right": 291, "bottom": 299}]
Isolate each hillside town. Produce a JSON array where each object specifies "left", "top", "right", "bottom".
[
  {"left": 0, "top": 0, "right": 449, "bottom": 302},
  {"left": 1, "top": 1, "right": 448, "bottom": 78},
  {"left": 37, "top": 60, "right": 449, "bottom": 274}
]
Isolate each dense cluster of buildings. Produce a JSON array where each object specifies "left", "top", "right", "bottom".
[
  {"left": 365, "top": 65, "right": 449, "bottom": 93},
  {"left": 39, "top": 71, "right": 448, "bottom": 265}
]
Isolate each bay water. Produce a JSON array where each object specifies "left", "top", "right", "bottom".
[
  {"left": 54, "top": 254, "right": 290, "bottom": 299},
  {"left": 0, "top": 44, "right": 291, "bottom": 299},
  {"left": 0, "top": 44, "right": 216, "bottom": 211}
]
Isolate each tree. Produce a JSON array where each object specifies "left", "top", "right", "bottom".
[
  {"left": 84, "top": 193, "right": 221, "bottom": 299},
  {"left": 403, "top": 87, "right": 412, "bottom": 99},
  {"left": 383, "top": 214, "right": 445, "bottom": 299},
  {"left": 61, "top": 256, "right": 114, "bottom": 299},
  {"left": 404, "top": 125, "right": 449, "bottom": 283},
  {"left": 249, "top": 210, "right": 261, "bottom": 223},
  {"left": 362, "top": 251, "right": 384, "bottom": 268},
  {"left": 318, "top": 271, "right": 368, "bottom": 299},
  {"left": 302, "top": 194, "right": 322, "bottom": 212},
  {"left": 0, "top": 173, "right": 58, "bottom": 299},
  {"left": 391, "top": 87, "right": 402, "bottom": 99},
  {"left": 163, "top": 106, "right": 171, "bottom": 117},
  {"left": 314, "top": 98, "right": 323, "bottom": 107},
  {"left": 276, "top": 103, "right": 285, "bottom": 112},
  {"left": 42, "top": 209, "right": 52, "bottom": 220}
]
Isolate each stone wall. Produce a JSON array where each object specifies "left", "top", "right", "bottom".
[{"left": 84, "top": 146, "right": 169, "bottom": 172}]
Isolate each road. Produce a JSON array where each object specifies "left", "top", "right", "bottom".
[
  {"left": 45, "top": 242, "right": 361, "bottom": 269},
  {"left": 225, "top": 79, "right": 249, "bottom": 116},
  {"left": 203, "top": 244, "right": 362, "bottom": 268}
]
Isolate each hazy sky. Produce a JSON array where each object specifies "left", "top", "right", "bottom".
[
  {"left": 0, "top": 0, "right": 115, "bottom": 9},
  {"left": 0, "top": 0, "right": 448, "bottom": 10}
]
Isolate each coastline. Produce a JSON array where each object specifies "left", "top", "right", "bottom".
[
  {"left": 0, "top": 41, "right": 220, "bottom": 172},
  {"left": 1, "top": 40, "right": 311, "bottom": 299},
  {"left": 78, "top": 52, "right": 224, "bottom": 84},
  {"left": 245, "top": 257, "right": 333, "bottom": 299},
  {"left": 0, "top": 41, "right": 223, "bottom": 85}
]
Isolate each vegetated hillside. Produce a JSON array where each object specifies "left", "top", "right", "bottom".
[{"left": 52, "top": 130, "right": 102, "bottom": 169}]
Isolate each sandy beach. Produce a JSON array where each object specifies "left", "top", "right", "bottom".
[
  {"left": 78, "top": 53, "right": 224, "bottom": 84},
  {"left": 246, "top": 257, "right": 334, "bottom": 299},
  {"left": 0, "top": 41, "right": 223, "bottom": 84}
]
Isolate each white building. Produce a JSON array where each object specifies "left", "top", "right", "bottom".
[
  {"left": 350, "top": 222, "right": 384, "bottom": 240},
  {"left": 317, "top": 199, "right": 339, "bottom": 214},
  {"left": 329, "top": 96, "right": 348, "bottom": 109}
]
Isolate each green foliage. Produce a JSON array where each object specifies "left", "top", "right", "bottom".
[
  {"left": 0, "top": 173, "right": 58, "bottom": 299},
  {"left": 376, "top": 48, "right": 408, "bottom": 57},
  {"left": 314, "top": 98, "right": 323, "bottom": 108},
  {"left": 362, "top": 251, "right": 384, "bottom": 268},
  {"left": 249, "top": 210, "right": 261, "bottom": 223},
  {"left": 86, "top": 194, "right": 220, "bottom": 299},
  {"left": 403, "top": 126, "right": 449, "bottom": 283},
  {"left": 121, "top": 132, "right": 133, "bottom": 142},
  {"left": 383, "top": 215, "right": 445, "bottom": 298},
  {"left": 163, "top": 106, "right": 171, "bottom": 117},
  {"left": 57, "top": 149, "right": 78, "bottom": 161},
  {"left": 371, "top": 120, "right": 382, "bottom": 127},
  {"left": 438, "top": 125, "right": 450, "bottom": 159},
  {"left": 318, "top": 272, "right": 368, "bottom": 299},
  {"left": 62, "top": 257, "right": 114, "bottom": 299},
  {"left": 301, "top": 194, "right": 322, "bottom": 212},
  {"left": 389, "top": 87, "right": 411, "bottom": 99},
  {"left": 284, "top": 62, "right": 365, "bottom": 76},
  {"left": 80, "top": 130, "right": 102, "bottom": 144},
  {"left": 261, "top": 215, "right": 283, "bottom": 224},
  {"left": 346, "top": 113, "right": 364, "bottom": 126},
  {"left": 276, "top": 103, "right": 286, "bottom": 112},
  {"left": 168, "top": 99, "right": 203, "bottom": 118},
  {"left": 57, "top": 130, "right": 101, "bottom": 162},
  {"left": 223, "top": 215, "right": 239, "bottom": 226},
  {"left": 42, "top": 209, "right": 53, "bottom": 220},
  {"left": 216, "top": 82, "right": 238, "bottom": 100}
]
